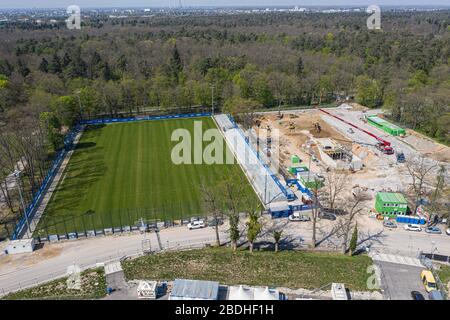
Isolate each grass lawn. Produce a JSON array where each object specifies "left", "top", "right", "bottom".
[
  {"left": 2, "top": 268, "right": 106, "bottom": 300},
  {"left": 123, "top": 247, "right": 373, "bottom": 291},
  {"left": 36, "top": 117, "right": 257, "bottom": 235},
  {"left": 438, "top": 265, "right": 450, "bottom": 288}
]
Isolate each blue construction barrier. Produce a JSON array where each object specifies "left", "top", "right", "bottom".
[
  {"left": 396, "top": 215, "right": 427, "bottom": 225},
  {"left": 226, "top": 114, "right": 295, "bottom": 201},
  {"left": 11, "top": 113, "right": 211, "bottom": 240}
]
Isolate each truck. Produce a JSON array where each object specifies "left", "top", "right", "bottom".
[
  {"left": 396, "top": 151, "right": 406, "bottom": 163},
  {"left": 376, "top": 142, "right": 394, "bottom": 155}
]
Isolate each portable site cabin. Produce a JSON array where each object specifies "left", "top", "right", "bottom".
[
  {"left": 288, "top": 165, "right": 308, "bottom": 175},
  {"left": 375, "top": 192, "right": 408, "bottom": 218},
  {"left": 297, "top": 171, "right": 324, "bottom": 189},
  {"left": 5, "top": 238, "right": 35, "bottom": 254},
  {"left": 269, "top": 201, "right": 291, "bottom": 218},
  {"left": 291, "top": 155, "right": 301, "bottom": 165},
  {"left": 169, "top": 279, "right": 219, "bottom": 301},
  {"left": 366, "top": 115, "right": 406, "bottom": 136}
]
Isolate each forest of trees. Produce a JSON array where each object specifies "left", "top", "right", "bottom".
[{"left": 0, "top": 11, "right": 449, "bottom": 238}]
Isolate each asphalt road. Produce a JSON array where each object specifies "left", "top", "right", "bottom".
[
  {"left": 0, "top": 226, "right": 223, "bottom": 296},
  {"left": 376, "top": 261, "right": 428, "bottom": 300},
  {"left": 1, "top": 217, "right": 449, "bottom": 297}
]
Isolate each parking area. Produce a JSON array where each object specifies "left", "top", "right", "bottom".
[{"left": 376, "top": 261, "right": 428, "bottom": 300}]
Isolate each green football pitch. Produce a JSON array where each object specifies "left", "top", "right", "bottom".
[{"left": 36, "top": 117, "right": 258, "bottom": 235}]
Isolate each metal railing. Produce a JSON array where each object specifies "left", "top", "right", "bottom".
[{"left": 419, "top": 252, "right": 448, "bottom": 300}]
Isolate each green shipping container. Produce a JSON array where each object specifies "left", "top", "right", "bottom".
[
  {"left": 291, "top": 155, "right": 301, "bottom": 164},
  {"left": 375, "top": 192, "right": 408, "bottom": 217},
  {"left": 367, "top": 116, "right": 406, "bottom": 136}
]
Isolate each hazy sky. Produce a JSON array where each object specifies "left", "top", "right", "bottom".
[{"left": 1, "top": 0, "right": 449, "bottom": 9}]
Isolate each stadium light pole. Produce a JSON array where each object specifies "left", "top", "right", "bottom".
[{"left": 14, "top": 169, "right": 31, "bottom": 239}]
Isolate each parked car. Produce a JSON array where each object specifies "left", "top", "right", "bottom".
[
  {"left": 404, "top": 224, "right": 422, "bottom": 232},
  {"left": 421, "top": 270, "right": 438, "bottom": 293},
  {"left": 289, "top": 213, "right": 311, "bottom": 222},
  {"left": 187, "top": 220, "right": 205, "bottom": 230},
  {"left": 428, "top": 290, "right": 444, "bottom": 300},
  {"left": 319, "top": 211, "right": 336, "bottom": 221},
  {"left": 208, "top": 218, "right": 224, "bottom": 227},
  {"left": 425, "top": 226, "right": 442, "bottom": 234},
  {"left": 446, "top": 228, "right": 450, "bottom": 236},
  {"left": 347, "top": 128, "right": 354, "bottom": 134},
  {"left": 383, "top": 220, "right": 397, "bottom": 229},
  {"left": 410, "top": 291, "right": 425, "bottom": 300}
]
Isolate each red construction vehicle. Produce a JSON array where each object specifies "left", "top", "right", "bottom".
[
  {"left": 319, "top": 108, "right": 394, "bottom": 155},
  {"left": 376, "top": 142, "right": 394, "bottom": 155}
]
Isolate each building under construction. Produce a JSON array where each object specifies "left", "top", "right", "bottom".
[{"left": 315, "top": 138, "right": 363, "bottom": 171}]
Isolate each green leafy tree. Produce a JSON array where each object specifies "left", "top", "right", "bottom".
[
  {"left": 40, "top": 111, "right": 63, "bottom": 151},
  {"left": 273, "top": 230, "right": 282, "bottom": 253},
  {"left": 17, "top": 59, "right": 30, "bottom": 77},
  {"left": 52, "top": 95, "right": 79, "bottom": 126},
  {"left": 49, "top": 53, "right": 62, "bottom": 74},
  {"left": 39, "top": 58, "right": 49, "bottom": 73},
  {"left": 355, "top": 75, "right": 383, "bottom": 108},
  {"left": 296, "top": 56, "right": 304, "bottom": 77},
  {"left": 349, "top": 224, "right": 358, "bottom": 256},
  {"left": 246, "top": 210, "right": 262, "bottom": 253}
]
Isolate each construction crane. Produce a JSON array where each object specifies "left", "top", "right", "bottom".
[{"left": 319, "top": 108, "right": 394, "bottom": 155}]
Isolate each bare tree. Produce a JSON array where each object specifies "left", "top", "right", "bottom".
[
  {"left": 427, "top": 164, "right": 449, "bottom": 223},
  {"left": 334, "top": 188, "right": 366, "bottom": 254},
  {"left": 318, "top": 171, "right": 350, "bottom": 212},
  {"left": 405, "top": 156, "right": 438, "bottom": 214},
  {"left": 310, "top": 177, "right": 321, "bottom": 249},
  {"left": 199, "top": 180, "right": 223, "bottom": 247}
]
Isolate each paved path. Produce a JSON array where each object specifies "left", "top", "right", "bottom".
[
  {"left": 0, "top": 226, "right": 222, "bottom": 296},
  {"left": 375, "top": 261, "right": 427, "bottom": 300},
  {"left": 3, "top": 215, "right": 450, "bottom": 297},
  {"left": 370, "top": 252, "right": 422, "bottom": 268},
  {"left": 19, "top": 126, "right": 85, "bottom": 239}
]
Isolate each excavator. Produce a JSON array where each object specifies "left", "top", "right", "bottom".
[{"left": 314, "top": 122, "right": 322, "bottom": 133}]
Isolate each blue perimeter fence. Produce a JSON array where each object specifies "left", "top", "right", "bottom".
[
  {"left": 11, "top": 125, "right": 83, "bottom": 240},
  {"left": 11, "top": 112, "right": 212, "bottom": 240}
]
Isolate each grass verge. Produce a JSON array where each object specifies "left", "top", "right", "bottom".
[
  {"left": 123, "top": 247, "right": 373, "bottom": 291},
  {"left": 2, "top": 268, "right": 106, "bottom": 300}
]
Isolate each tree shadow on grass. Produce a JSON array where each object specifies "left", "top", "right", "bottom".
[
  {"left": 75, "top": 142, "right": 97, "bottom": 150},
  {"left": 45, "top": 147, "right": 107, "bottom": 215}
]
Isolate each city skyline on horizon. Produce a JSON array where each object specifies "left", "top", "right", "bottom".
[{"left": 0, "top": 1, "right": 449, "bottom": 9}]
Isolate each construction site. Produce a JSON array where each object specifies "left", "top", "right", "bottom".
[{"left": 247, "top": 103, "right": 450, "bottom": 221}]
